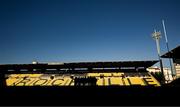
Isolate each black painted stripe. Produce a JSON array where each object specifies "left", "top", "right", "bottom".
[
  {"left": 122, "top": 78, "right": 125, "bottom": 86},
  {"left": 127, "top": 78, "right": 132, "bottom": 85},
  {"left": 108, "top": 78, "right": 111, "bottom": 85}
]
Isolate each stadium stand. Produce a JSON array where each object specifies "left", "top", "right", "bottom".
[{"left": 0, "top": 60, "right": 180, "bottom": 105}]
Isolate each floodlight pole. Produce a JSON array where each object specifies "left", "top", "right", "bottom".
[
  {"left": 152, "top": 29, "right": 165, "bottom": 84},
  {"left": 162, "top": 20, "right": 175, "bottom": 80}
]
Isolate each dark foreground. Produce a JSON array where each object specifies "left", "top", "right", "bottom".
[{"left": 0, "top": 86, "right": 180, "bottom": 106}]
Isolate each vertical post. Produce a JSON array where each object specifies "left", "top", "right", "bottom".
[
  {"left": 162, "top": 20, "right": 175, "bottom": 79},
  {"left": 172, "top": 58, "right": 177, "bottom": 79}
]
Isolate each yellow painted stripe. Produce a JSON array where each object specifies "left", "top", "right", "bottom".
[
  {"left": 110, "top": 77, "right": 124, "bottom": 85},
  {"left": 6, "top": 78, "right": 20, "bottom": 86},
  {"left": 87, "top": 73, "right": 100, "bottom": 77},
  {"left": 104, "top": 77, "right": 109, "bottom": 86},
  {"left": 128, "top": 77, "right": 146, "bottom": 86}
]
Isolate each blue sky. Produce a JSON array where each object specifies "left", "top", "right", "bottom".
[{"left": 0, "top": 0, "right": 180, "bottom": 67}]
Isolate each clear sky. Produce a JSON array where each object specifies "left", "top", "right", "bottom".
[{"left": 0, "top": 0, "right": 180, "bottom": 67}]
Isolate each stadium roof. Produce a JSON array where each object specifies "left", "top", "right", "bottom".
[
  {"left": 161, "top": 45, "right": 180, "bottom": 59},
  {"left": 0, "top": 60, "right": 158, "bottom": 73}
]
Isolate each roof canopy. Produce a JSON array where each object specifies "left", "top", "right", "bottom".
[
  {"left": 0, "top": 60, "right": 158, "bottom": 73},
  {"left": 161, "top": 45, "right": 180, "bottom": 59}
]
